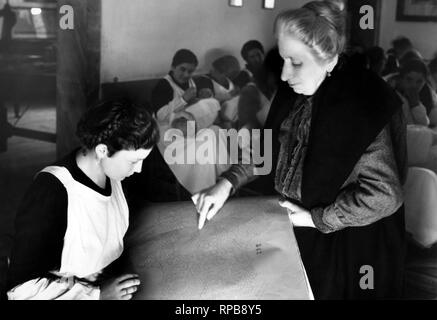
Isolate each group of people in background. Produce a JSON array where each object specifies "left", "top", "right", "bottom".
[
  {"left": 352, "top": 37, "right": 437, "bottom": 128},
  {"left": 146, "top": 40, "right": 283, "bottom": 199}
]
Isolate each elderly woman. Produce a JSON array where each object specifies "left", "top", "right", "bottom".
[{"left": 195, "top": 0, "right": 407, "bottom": 299}]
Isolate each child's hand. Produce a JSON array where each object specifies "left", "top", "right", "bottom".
[{"left": 99, "top": 274, "right": 140, "bottom": 300}]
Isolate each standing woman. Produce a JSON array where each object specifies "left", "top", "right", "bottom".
[
  {"left": 7, "top": 100, "right": 159, "bottom": 299},
  {"left": 196, "top": 1, "right": 407, "bottom": 299}
]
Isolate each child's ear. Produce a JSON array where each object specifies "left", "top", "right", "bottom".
[
  {"left": 95, "top": 144, "right": 108, "bottom": 159},
  {"left": 326, "top": 55, "right": 339, "bottom": 74}
]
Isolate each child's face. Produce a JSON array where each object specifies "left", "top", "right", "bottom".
[
  {"left": 101, "top": 148, "right": 152, "bottom": 181},
  {"left": 198, "top": 88, "right": 214, "bottom": 99}
]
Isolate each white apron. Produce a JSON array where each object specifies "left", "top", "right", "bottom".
[
  {"left": 8, "top": 166, "right": 129, "bottom": 299},
  {"left": 211, "top": 77, "right": 235, "bottom": 103}
]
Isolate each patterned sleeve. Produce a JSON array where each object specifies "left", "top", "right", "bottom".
[
  {"left": 7, "top": 173, "right": 67, "bottom": 291},
  {"left": 310, "top": 125, "right": 404, "bottom": 234}
]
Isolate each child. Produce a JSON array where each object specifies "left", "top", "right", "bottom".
[{"left": 6, "top": 99, "right": 159, "bottom": 300}]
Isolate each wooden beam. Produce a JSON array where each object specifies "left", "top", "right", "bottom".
[{"left": 56, "top": 0, "right": 101, "bottom": 158}]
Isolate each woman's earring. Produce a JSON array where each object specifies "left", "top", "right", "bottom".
[{"left": 327, "top": 71, "right": 331, "bottom": 77}]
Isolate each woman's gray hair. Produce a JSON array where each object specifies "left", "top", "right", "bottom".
[{"left": 274, "top": 0, "right": 346, "bottom": 63}]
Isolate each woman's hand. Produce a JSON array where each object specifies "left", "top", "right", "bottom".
[
  {"left": 278, "top": 199, "right": 316, "bottom": 228},
  {"left": 99, "top": 274, "right": 140, "bottom": 300},
  {"left": 195, "top": 179, "right": 233, "bottom": 230}
]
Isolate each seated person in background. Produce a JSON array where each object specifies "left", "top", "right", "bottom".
[
  {"left": 152, "top": 48, "right": 219, "bottom": 130},
  {"left": 385, "top": 49, "right": 423, "bottom": 86},
  {"left": 239, "top": 47, "right": 284, "bottom": 128},
  {"left": 237, "top": 86, "right": 262, "bottom": 131},
  {"left": 390, "top": 59, "right": 437, "bottom": 127},
  {"left": 257, "top": 48, "right": 283, "bottom": 96},
  {"left": 150, "top": 49, "right": 229, "bottom": 196},
  {"left": 386, "top": 51, "right": 437, "bottom": 118},
  {"left": 221, "top": 48, "right": 283, "bottom": 128},
  {"left": 383, "top": 48, "right": 398, "bottom": 77},
  {"left": 364, "top": 46, "right": 387, "bottom": 77},
  {"left": 206, "top": 55, "right": 240, "bottom": 103},
  {"left": 6, "top": 100, "right": 159, "bottom": 300},
  {"left": 151, "top": 49, "right": 200, "bottom": 125},
  {"left": 399, "top": 50, "right": 423, "bottom": 68},
  {"left": 382, "top": 36, "right": 417, "bottom": 76},
  {"left": 233, "top": 40, "right": 265, "bottom": 89}
]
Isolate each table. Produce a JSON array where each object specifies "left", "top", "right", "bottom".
[{"left": 124, "top": 196, "right": 313, "bottom": 300}]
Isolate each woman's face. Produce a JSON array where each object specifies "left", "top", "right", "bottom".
[
  {"left": 400, "top": 71, "right": 426, "bottom": 94},
  {"left": 101, "top": 147, "right": 152, "bottom": 181},
  {"left": 171, "top": 63, "right": 197, "bottom": 85},
  {"left": 278, "top": 33, "right": 337, "bottom": 96}
]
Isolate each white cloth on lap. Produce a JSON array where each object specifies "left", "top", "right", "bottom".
[
  {"left": 8, "top": 277, "right": 100, "bottom": 300},
  {"left": 406, "top": 125, "right": 433, "bottom": 166},
  {"left": 404, "top": 167, "right": 437, "bottom": 247},
  {"left": 183, "top": 98, "right": 220, "bottom": 130},
  {"left": 221, "top": 95, "right": 240, "bottom": 123},
  {"left": 158, "top": 124, "right": 231, "bottom": 194}
]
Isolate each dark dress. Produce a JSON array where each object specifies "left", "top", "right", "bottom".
[{"left": 6, "top": 150, "right": 111, "bottom": 291}]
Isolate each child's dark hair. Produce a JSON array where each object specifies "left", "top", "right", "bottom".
[
  {"left": 241, "top": 40, "right": 264, "bottom": 61},
  {"left": 171, "top": 49, "right": 198, "bottom": 68},
  {"left": 76, "top": 99, "right": 159, "bottom": 156}
]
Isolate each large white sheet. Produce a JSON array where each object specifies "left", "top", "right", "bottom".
[{"left": 125, "top": 197, "right": 313, "bottom": 300}]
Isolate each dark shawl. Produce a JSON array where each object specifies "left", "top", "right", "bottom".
[{"left": 265, "top": 58, "right": 403, "bottom": 210}]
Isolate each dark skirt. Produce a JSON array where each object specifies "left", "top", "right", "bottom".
[{"left": 294, "top": 206, "right": 406, "bottom": 300}]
